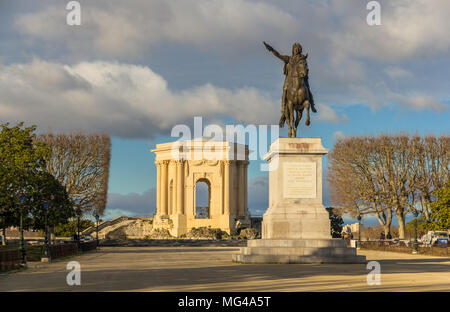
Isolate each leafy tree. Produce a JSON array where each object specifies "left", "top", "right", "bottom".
[
  {"left": 326, "top": 207, "right": 344, "bottom": 238},
  {"left": 0, "top": 122, "right": 50, "bottom": 243},
  {"left": 429, "top": 184, "right": 450, "bottom": 230},
  {"left": 405, "top": 218, "right": 430, "bottom": 237},
  {"left": 405, "top": 184, "right": 449, "bottom": 235},
  {"left": 28, "top": 172, "right": 75, "bottom": 232},
  {"left": 54, "top": 219, "right": 94, "bottom": 237}
]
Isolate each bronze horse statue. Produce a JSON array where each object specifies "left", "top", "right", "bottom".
[{"left": 263, "top": 42, "right": 317, "bottom": 137}]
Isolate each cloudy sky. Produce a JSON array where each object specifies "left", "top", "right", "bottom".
[{"left": 1, "top": 0, "right": 449, "bottom": 223}]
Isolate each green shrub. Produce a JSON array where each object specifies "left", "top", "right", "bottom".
[{"left": 54, "top": 219, "right": 94, "bottom": 237}]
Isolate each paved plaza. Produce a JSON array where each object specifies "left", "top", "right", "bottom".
[{"left": 1, "top": 247, "right": 449, "bottom": 292}]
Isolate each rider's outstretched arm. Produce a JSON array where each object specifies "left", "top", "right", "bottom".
[{"left": 263, "top": 41, "right": 289, "bottom": 63}]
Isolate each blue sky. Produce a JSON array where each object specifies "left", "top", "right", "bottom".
[{"left": 1, "top": 0, "right": 449, "bottom": 226}]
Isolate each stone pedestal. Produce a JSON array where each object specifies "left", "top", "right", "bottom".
[{"left": 232, "top": 138, "right": 366, "bottom": 264}]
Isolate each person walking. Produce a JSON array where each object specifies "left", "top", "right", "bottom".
[{"left": 379, "top": 232, "right": 385, "bottom": 246}]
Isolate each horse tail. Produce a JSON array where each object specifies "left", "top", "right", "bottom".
[{"left": 304, "top": 77, "right": 317, "bottom": 113}]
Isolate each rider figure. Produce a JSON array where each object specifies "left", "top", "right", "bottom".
[{"left": 263, "top": 42, "right": 317, "bottom": 127}]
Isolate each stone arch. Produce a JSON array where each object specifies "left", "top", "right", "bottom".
[
  {"left": 152, "top": 139, "right": 250, "bottom": 236},
  {"left": 195, "top": 178, "right": 211, "bottom": 219}
]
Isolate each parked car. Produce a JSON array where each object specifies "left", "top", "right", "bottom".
[
  {"left": 71, "top": 234, "right": 95, "bottom": 243},
  {"left": 421, "top": 231, "right": 449, "bottom": 246},
  {"left": 80, "top": 235, "right": 95, "bottom": 242}
]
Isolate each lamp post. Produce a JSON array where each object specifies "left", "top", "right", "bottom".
[
  {"left": 357, "top": 214, "right": 362, "bottom": 249},
  {"left": 0, "top": 213, "right": 5, "bottom": 246},
  {"left": 18, "top": 192, "right": 27, "bottom": 266},
  {"left": 413, "top": 210, "right": 419, "bottom": 254},
  {"left": 95, "top": 214, "right": 100, "bottom": 247},
  {"left": 42, "top": 199, "right": 50, "bottom": 262},
  {"left": 76, "top": 208, "right": 82, "bottom": 250}
]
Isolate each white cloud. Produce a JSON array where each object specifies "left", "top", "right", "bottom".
[
  {"left": 247, "top": 175, "right": 268, "bottom": 216},
  {"left": 384, "top": 66, "right": 414, "bottom": 80},
  {"left": 15, "top": 0, "right": 298, "bottom": 59},
  {"left": 0, "top": 58, "right": 279, "bottom": 138},
  {"left": 316, "top": 105, "right": 348, "bottom": 124},
  {"left": 9, "top": 0, "right": 449, "bottom": 117},
  {"left": 333, "top": 131, "right": 346, "bottom": 140},
  {"left": 16, "top": 0, "right": 450, "bottom": 62},
  {"left": 328, "top": 0, "right": 450, "bottom": 62},
  {"left": 105, "top": 189, "right": 156, "bottom": 219},
  {"left": 389, "top": 92, "right": 448, "bottom": 112}
]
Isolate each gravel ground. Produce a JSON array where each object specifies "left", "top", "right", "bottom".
[{"left": 1, "top": 247, "right": 449, "bottom": 292}]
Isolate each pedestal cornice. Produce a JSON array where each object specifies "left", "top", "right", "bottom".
[{"left": 263, "top": 137, "right": 328, "bottom": 162}]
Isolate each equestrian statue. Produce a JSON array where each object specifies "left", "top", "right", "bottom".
[{"left": 263, "top": 41, "right": 317, "bottom": 137}]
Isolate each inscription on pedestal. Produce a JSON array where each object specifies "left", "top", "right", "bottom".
[{"left": 283, "top": 162, "right": 316, "bottom": 198}]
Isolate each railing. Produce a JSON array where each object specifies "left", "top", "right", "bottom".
[
  {"left": 0, "top": 249, "right": 21, "bottom": 272},
  {"left": 49, "top": 242, "right": 78, "bottom": 260},
  {"left": 360, "top": 241, "right": 449, "bottom": 256},
  {"left": 0, "top": 240, "right": 98, "bottom": 270}
]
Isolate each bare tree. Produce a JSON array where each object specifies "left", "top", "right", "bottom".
[
  {"left": 328, "top": 137, "right": 393, "bottom": 237},
  {"left": 375, "top": 135, "right": 419, "bottom": 239},
  {"left": 37, "top": 133, "right": 111, "bottom": 216},
  {"left": 414, "top": 135, "right": 450, "bottom": 221},
  {"left": 328, "top": 134, "right": 449, "bottom": 239}
]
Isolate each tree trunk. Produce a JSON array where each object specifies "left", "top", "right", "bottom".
[
  {"left": 383, "top": 225, "right": 390, "bottom": 238},
  {"left": 396, "top": 212, "right": 406, "bottom": 239},
  {"left": 375, "top": 206, "right": 392, "bottom": 239},
  {"left": 1, "top": 227, "right": 6, "bottom": 245},
  {"left": 421, "top": 196, "right": 431, "bottom": 222}
]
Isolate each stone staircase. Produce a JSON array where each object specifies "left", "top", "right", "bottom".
[
  {"left": 232, "top": 239, "right": 366, "bottom": 264},
  {"left": 83, "top": 216, "right": 141, "bottom": 238}
]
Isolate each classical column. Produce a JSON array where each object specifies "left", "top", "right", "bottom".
[
  {"left": 238, "top": 161, "right": 244, "bottom": 216},
  {"left": 155, "top": 161, "right": 161, "bottom": 215},
  {"left": 223, "top": 161, "right": 230, "bottom": 215},
  {"left": 244, "top": 160, "right": 248, "bottom": 216},
  {"left": 161, "top": 160, "right": 168, "bottom": 215},
  {"left": 172, "top": 161, "right": 177, "bottom": 215},
  {"left": 177, "top": 160, "right": 184, "bottom": 214},
  {"left": 229, "top": 161, "right": 235, "bottom": 215}
]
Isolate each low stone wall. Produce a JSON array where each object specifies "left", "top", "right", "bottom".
[
  {"left": 100, "top": 239, "right": 248, "bottom": 247},
  {"left": 360, "top": 241, "right": 449, "bottom": 257},
  {"left": 0, "top": 249, "right": 21, "bottom": 272}
]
